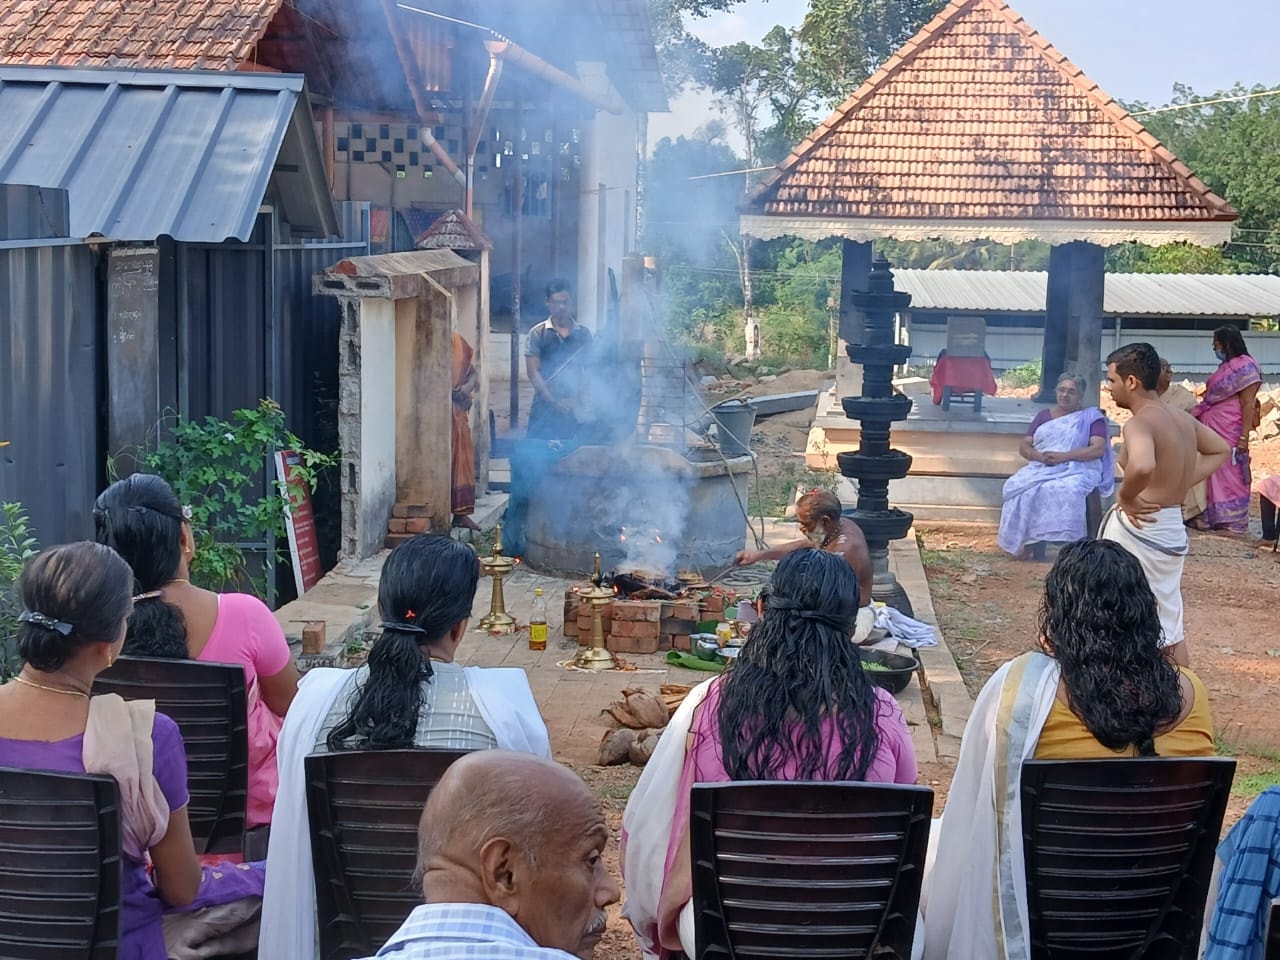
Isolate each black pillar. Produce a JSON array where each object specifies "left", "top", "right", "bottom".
[
  {"left": 838, "top": 253, "right": 915, "bottom": 615},
  {"left": 1037, "top": 241, "right": 1106, "bottom": 405}
]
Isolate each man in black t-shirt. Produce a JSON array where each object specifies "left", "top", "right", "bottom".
[{"left": 524, "top": 279, "right": 592, "bottom": 440}]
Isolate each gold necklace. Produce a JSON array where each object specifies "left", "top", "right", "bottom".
[
  {"left": 13, "top": 674, "right": 90, "bottom": 699},
  {"left": 166, "top": 578, "right": 191, "bottom": 587}
]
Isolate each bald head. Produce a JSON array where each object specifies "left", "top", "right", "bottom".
[
  {"left": 416, "top": 751, "right": 620, "bottom": 956},
  {"left": 418, "top": 751, "right": 587, "bottom": 868}
]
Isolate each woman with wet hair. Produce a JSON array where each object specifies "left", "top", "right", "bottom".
[
  {"left": 622, "top": 550, "right": 917, "bottom": 959},
  {"left": 94, "top": 473, "right": 298, "bottom": 833},
  {"left": 259, "top": 534, "right": 550, "bottom": 960},
  {"left": 0, "top": 543, "right": 203, "bottom": 957},
  {"left": 922, "top": 539, "right": 1213, "bottom": 959}
]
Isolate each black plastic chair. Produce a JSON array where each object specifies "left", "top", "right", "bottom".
[
  {"left": 689, "top": 781, "right": 934, "bottom": 960},
  {"left": 306, "top": 748, "right": 471, "bottom": 960},
  {"left": 0, "top": 767, "right": 122, "bottom": 959},
  {"left": 93, "top": 655, "right": 249, "bottom": 855},
  {"left": 1266, "top": 900, "right": 1280, "bottom": 960},
  {"left": 1021, "top": 757, "right": 1236, "bottom": 960}
]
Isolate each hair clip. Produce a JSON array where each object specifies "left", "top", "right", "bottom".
[
  {"left": 18, "top": 611, "right": 74, "bottom": 637},
  {"left": 132, "top": 590, "right": 163, "bottom": 603},
  {"left": 181, "top": 505, "right": 193, "bottom": 521},
  {"left": 405, "top": 609, "right": 416, "bottom": 620}
]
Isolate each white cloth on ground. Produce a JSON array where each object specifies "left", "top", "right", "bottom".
[
  {"left": 922, "top": 652, "right": 1060, "bottom": 960},
  {"left": 872, "top": 603, "right": 939, "bottom": 648},
  {"left": 853, "top": 605, "right": 876, "bottom": 644},
  {"left": 1098, "top": 504, "right": 1188, "bottom": 648},
  {"left": 258, "top": 666, "right": 552, "bottom": 960}
]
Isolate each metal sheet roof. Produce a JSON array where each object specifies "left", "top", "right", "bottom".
[
  {"left": 0, "top": 65, "right": 338, "bottom": 242},
  {"left": 892, "top": 269, "right": 1280, "bottom": 318}
]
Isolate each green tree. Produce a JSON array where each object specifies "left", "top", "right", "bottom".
[
  {"left": 799, "top": 0, "right": 949, "bottom": 104},
  {"left": 1118, "top": 84, "right": 1280, "bottom": 273}
]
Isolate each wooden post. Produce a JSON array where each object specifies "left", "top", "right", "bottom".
[
  {"left": 1066, "top": 242, "right": 1106, "bottom": 408},
  {"left": 1039, "top": 243, "right": 1072, "bottom": 402}
]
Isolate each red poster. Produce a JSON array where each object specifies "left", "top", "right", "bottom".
[{"left": 275, "top": 450, "right": 324, "bottom": 595}]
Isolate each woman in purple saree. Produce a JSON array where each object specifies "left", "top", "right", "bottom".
[
  {"left": 1193, "top": 325, "right": 1262, "bottom": 534},
  {"left": 998, "top": 373, "right": 1114, "bottom": 557}
]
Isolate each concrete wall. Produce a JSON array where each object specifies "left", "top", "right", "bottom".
[
  {"left": 339, "top": 298, "right": 397, "bottom": 558},
  {"left": 905, "top": 317, "right": 1280, "bottom": 379}
]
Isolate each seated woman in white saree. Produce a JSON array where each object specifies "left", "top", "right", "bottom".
[
  {"left": 998, "top": 373, "right": 1114, "bottom": 558},
  {"left": 921, "top": 540, "right": 1214, "bottom": 960},
  {"left": 258, "top": 535, "right": 551, "bottom": 960},
  {"left": 621, "top": 551, "right": 918, "bottom": 959}
]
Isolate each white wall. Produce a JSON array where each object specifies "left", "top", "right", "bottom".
[
  {"left": 576, "top": 63, "right": 639, "bottom": 334},
  {"left": 358, "top": 299, "right": 398, "bottom": 555},
  {"left": 904, "top": 317, "right": 1280, "bottom": 379}
]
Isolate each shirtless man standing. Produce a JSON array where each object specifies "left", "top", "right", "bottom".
[
  {"left": 1102, "top": 343, "right": 1231, "bottom": 666},
  {"left": 734, "top": 489, "right": 878, "bottom": 642}
]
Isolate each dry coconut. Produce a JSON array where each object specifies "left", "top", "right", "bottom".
[
  {"left": 607, "top": 688, "right": 670, "bottom": 730},
  {"left": 628, "top": 729, "right": 661, "bottom": 766},
  {"left": 597, "top": 727, "right": 637, "bottom": 766}
]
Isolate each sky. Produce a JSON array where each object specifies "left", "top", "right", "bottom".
[{"left": 648, "top": 0, "right": 1280, "bottom": 151}]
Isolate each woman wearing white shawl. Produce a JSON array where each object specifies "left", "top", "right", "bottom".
[
  {"left": 923, "top": 540, "right": 1213, "bottom": 959},
  {"left": 258, "top": 536, "right": 551, "bottom": 960}
]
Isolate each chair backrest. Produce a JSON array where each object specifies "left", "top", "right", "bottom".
[
  {"left": 92, "top": 655, "right": 249, "bottom": 855},
  {"left": 689, "top": 781, "right": 934, "bottom": 960},
  {"left": 0, "top": 767, "right": 122, "bottom": 959},
  {"left": 305, "top": 748, "right": 472, "bottom": 960},
  {"left": 945, "top": 316, "right": 987, "bottom": 357},
  {"left": 1021, "top": 757, "right": 1236, "bottom": 960},
  {"left": 1267, "top": 900, "right": 1280, "bottom": 960}
]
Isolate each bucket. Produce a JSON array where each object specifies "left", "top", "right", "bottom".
[{"left": 711, "top": 399, "right": 756, "bottom": 457}]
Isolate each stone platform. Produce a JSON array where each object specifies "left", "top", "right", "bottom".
[{"left": 806, "top": 388, "right": 1118, "bottom": 522}]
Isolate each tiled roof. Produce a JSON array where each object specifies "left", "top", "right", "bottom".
[
  {"left": 0, "top": 0, "right": 280, "bottom": 70},
  {"left": 747, "top": 0, "right": 1235, "bottom": 228},
  {"left": 416, "top": 209, "right": 492, "bottom": 251}
]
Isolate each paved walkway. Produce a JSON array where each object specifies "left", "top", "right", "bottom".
[{"left": 275, "top": 522, "right": 973, "bottom": 768}]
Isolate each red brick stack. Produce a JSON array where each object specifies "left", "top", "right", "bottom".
[
  {"left": 561, "top": 590, "right": 728, "bottom": 656},
  {"left": 385, "top": 504, "right": 431, "bottom": 549}
]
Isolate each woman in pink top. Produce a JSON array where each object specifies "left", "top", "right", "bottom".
[
  {"left": 621, "top": 550, "right": 918, "bottom": 958},
  {"left": 94, "top": 474, "right": 299, "bottom": 833}
]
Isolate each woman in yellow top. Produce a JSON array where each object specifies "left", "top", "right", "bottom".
[{"left": 922, "top": 539, "right": 1213, "bottom": 959}]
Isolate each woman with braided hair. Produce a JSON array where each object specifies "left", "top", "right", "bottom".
[
  {"left": 259, "top": 534, "right": 550, "bottom": 960},
  {"left": 922, "top": 539, "right": 1214, "bottom": 960},
  {"left": 621, "top": 550, "right": 917, "bottom": 959}
]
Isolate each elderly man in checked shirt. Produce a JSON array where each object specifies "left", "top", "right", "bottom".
[{"left": 360, "top": 751, "right": 621, "bottom": 960}]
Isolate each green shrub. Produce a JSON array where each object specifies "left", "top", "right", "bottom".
[
  {"left": 130, "top": 399, "right": 336, "bottom": 598},
  {"left": 0, "top": 502, "right": 38, "bottom": 678},
  {"left": 1001, "top": 359, "right": 1043, "bottom": 389}
]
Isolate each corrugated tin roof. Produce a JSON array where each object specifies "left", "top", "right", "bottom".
[
  {"left": 0, "top": 65, "right": 338, "bottom": 242},
  {"left": 892, "top": 269, "right": 1280, "bottom": 317}
]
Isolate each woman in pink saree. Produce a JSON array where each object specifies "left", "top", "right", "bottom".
[{"left": 1193, "top": 326, "right": 1262, "bottom": 533}]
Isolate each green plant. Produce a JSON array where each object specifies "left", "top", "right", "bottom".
[
  {"left": 1001, "top": 359, "right": 1043, "bottom": 389},
  {"left": 0, "top": 502, "right": 39, "bottom": 678},
  {"left": 132, "top": 399, "right": 336, "bottom": 597}
]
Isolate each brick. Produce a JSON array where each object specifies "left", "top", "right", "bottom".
[
  {"left": 658, "top": 634, "right": 672, "bottom": 652},
  {"left": 384, "top": 532, "right": 414, "bottom": 548},
  {"left": 609, "top": 619, "right": 660, "bottom": 639},
  {"left": 392, "top": 503, "right": 433, "bottom": 519},
  {"left": 674, "top": 603, "right": 701, "bottom": 621},
  {"left": 661, "top": 617, "right": 697, "bottom": 635},
  {"left": 671, "top": 633, "right": 691, "bottom": 652},
  {"left": 301, "top": 621, "right": 326, "bottom": 655},
  {"left": 608, "top": 632, "right": 659, "bottom": 655},
  {"left": 701, "top": 596, "right": 725, "bottom": 616},
  {"left": 387, "top": 518, "right": 407, "bottom": 534},
  {"left": 404, "top": 516, "right": 429, "bottom": 534},
  {"left": 611, "top": 600, "right": 662, "bottom": 622},
  {"left": 563, "top": 617, "right": 578, "bottom": 639}
]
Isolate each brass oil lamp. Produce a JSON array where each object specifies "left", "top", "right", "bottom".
[
  {"left": 574, "top": 552, "right": 616, "bottom": 670},
  {"left": 477, "top": 523, "right": 517, "bottom": 634}
]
